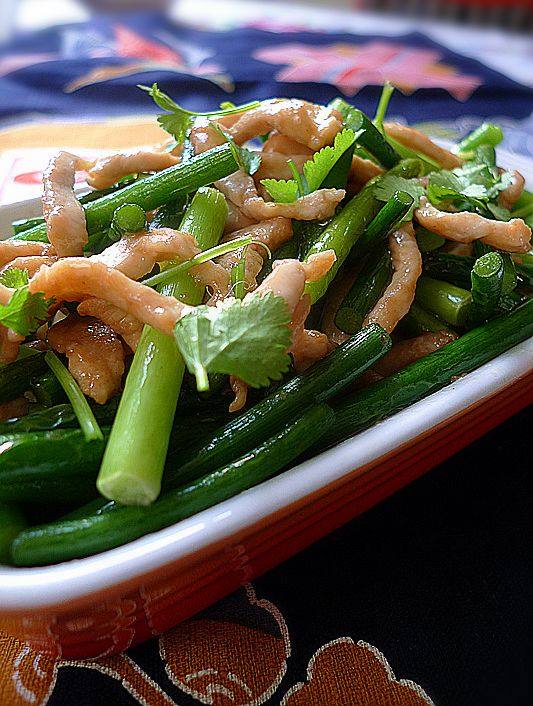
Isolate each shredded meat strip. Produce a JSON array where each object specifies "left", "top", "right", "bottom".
[
  {"left": 216, "top": 170, "right": 344, "bottom": 221},
  {"left": 229, "top": 376, "right": 249, "bottom": 413},
  {"left": 262, "top": 131, "right": 314, "bottom": 156},
  {"left": 189, "top": 118, "right": 227, "bottom": 155},
  {"left": 77, "top": 299, "right": 143, "bottom": 351},
  {"left": 0, "top": 284, "right": 23, "bottom": 364},
  {"left": 84, "top": 148, "right": 179, "bottom": 190},
  {"left": 289, "top": 295, "right": 331, "bottom": 372},
  {"left": 251, "top": 251, "right": 336, "bottom": 314},
  {"left": 384, "top": 123, "right": 463, "bottom": 169},
  {"left": 0, "top": 240, "right": 54, "bottom": 268},
  {"left": 29, "top": 259, "right": 188, "bottom": 336},
  {"left": 499, "top": 170, "right": 525, "bottom": 209},
  {"left": 227, "top": 99, "right": 342, "bottom": 151},
  {"left": 42, "top": 151, "right": 88, "bottom": 256},
  {"left": 0, "top": 255, "right": 58, "bottom": 278},
  {"left": 254, "top": 153, "right": 308, "bottom": 182},
  {"left": 372, "top": 330, "right": 458, "bottom": 378},
  {"left": 0, "top": 397, "right": 29, "bottom": 423},
  {"left": 349, "top": 155, "right": 384, "bottom": 191},
  {"left": 415, "top": 197, "right": 531, "bottom": 253},
  {"left": 364, "top": 224, "right": 422, "bottom": 333},
  {"left": 224, "top": 202, "right": 257, "bottom": 234},
  {"left": 92, "top": 227, "right": 230, "bottom": 297},
  {"left": 216, "top": 217, "right": 293, "bottom": 296},
  {"left": 48, "top": 315, "right": 125, "bottom": 404}
]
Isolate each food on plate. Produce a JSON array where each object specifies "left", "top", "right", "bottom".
[{"left": 0, "top": 84, "right": 531, "bottom": 566}]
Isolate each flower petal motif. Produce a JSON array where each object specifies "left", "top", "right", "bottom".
[
  {"left": 281, "top": 637, "right": 435, "bottom": 706},
  {"left": 160, "top": 584, "right": 291, "bottom": 705},
  {"left": 254, "top": 42, "right": 482, "bottom": 101}
]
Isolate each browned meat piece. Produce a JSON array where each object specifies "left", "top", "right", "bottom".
[
  {"left": 42, "top": 151, "right": 88, "bottom": 256},
  {"left": 0, "top": 283, "right": 23, "bottom": 364},
  {"left": 289, "top": 295, "right": 330, "bottom": 372},
  {"left": 415, "top": 197, "right": 531, "bottom": 253},
  {"left": 373, "top": 330, "right": 458, "bottom": 378},
  {"left": 0, "top": 397, "right": 29, "bottom": 422},
  {"left": 48, "top": 315, "right": 125, "bottom": 404},
  {"left": 229, "top": 376, "right": 248, "bottom": 413},
  {"left": 77, "top": 299, "right": 143, "bottom": 351},
  {"left": 364, "top": 224, "right": 422, "bottom": 333},
  {"left": 384, "top": 122, "right": 463, "bottom": 169}
]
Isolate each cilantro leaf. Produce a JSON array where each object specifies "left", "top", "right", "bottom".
[
  {"left": 427, "top": 161, "right": 514, "bottom": 217},
  {"left": 211, "top": 124, "right": 261, "bottom": 176},
  {"left": 174, "top": 292, "right": 292, "bottom": 391},
  {"left": 374, "top": 175, "right": 425, "bottom": 219},
  {"left": 261, "top": 128, "right": 358, "bottom": 203},
  {"left": 0, "top": 268, "right": 29, "bottom": 288},
  {"left": 260, "top": 178, "right": 299, "bottom": 204},
  {"left": 0, "top": 284, "right": 52, "bottom": 337},
  {"left": 139, "top": 83, "right": 259, "bottom": 144}
]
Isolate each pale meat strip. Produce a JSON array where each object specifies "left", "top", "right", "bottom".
[
  {"left": 0, "top": 255, "right": 58, "bottom": 278},
  {"left": 254, "top": 153, "right": 308, "bottom": 182},
  {"left": 364, "top": 224, "right": 422, "bottom": 333},
  {"left": 262, "top": 132, "right": 314, "bottom": 156},
  {"left": 84, "top": 148, "right": 179, "bottom": 190},
  {"left": 216, "top": 170, "right": 344, "bottom": 221},
  {"left": 42, "top": 151, "right": 88, "bottom": 256},
  {"left": 499, "top": 170, "right": 525, "bottom": 209},
  {"left": 384, "top": 122, "right": 463, "bottom": 169},
  {"left": 227, "top": 99, "right": 342, "bottom": 151},
  {"left": 48, "top": 316, "right": 125, "bottom": 404},
  {"left": 77, "top": 299, "right": 143, "bottom": 351},
  {"left": 216, "top": 218, "right": 293, "bottom": 296},
  {"left": 29, "top": 260, "right": 189, "bottom": 336},
  {"left": 289, "top": 294, "right": 330, "bottom": 373},
  {"left": 372, "top": 330, "right": 458, "bottom": 379},
  {"left": 349, "top": 155, "right": 384, "bottom": 191},
  {"left": 224, "top": 202, "right": 257, "bottom": 234},
  {"left": 189, "top": 118, "right": 227, "bottom": 155},
  {"left": 415, "top": 197, "right": 531, "bottom": 253},
  {"left": 251, "top": 251, "right": 336, "bottom": 314},
  {"left": 0, "top": 240, "right": 54, "bottom": 268},
  {"left": 92, "top": 227, "right": 230, "bottom": 297},
  {"left": 0, "top": 283, "right": 24, "bottom": 364}
]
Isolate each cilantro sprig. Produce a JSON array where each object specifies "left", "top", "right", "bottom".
[
  {"left": 174, "top": 292, "right": 292, "bottom": 391},
  {"left": 427, "top": 161, "right": 514, "bottom": 220},
  {"left": 139, "top": 83, "right": 260, "bottom": 144},
  {"left": 261, "top": 128, "right": 358, "bottom": 204},
  {"left": 374, "top": 175, "right": 426, "bottom": 219},
  {"left": 211, "top": 124, "right": 261, "bottom": 176},
  {"left": 0, "top": 269, "right": 52, "bottom": 337}
]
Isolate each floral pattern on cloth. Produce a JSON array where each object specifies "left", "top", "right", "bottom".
[
  {"left": 0, "top": 584, "right": 434, "bottom": 706},
  {"left": 254, "top": 42, "right": 482, "bottom": 100},
  {"left": 0, "top": 24, "right": 233, "bottom": 93}
]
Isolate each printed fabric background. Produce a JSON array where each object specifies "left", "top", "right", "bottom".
[{"left": 0, "top": 4, "right": 531, "bottom": 704}]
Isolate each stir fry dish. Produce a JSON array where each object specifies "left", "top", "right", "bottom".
[{"left": 0, "top": 84, "right": 531, "bottom": 566}]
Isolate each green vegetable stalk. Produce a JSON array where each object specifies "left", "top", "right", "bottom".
[
  {"left": 45, "top": 352, "right": 103, "bottom": 442},
  {"left": 11, "top": 144, "right": 238, "bottom": 244},
  {"left": 468, "top": 252, "right": 504, "bottom": 325},
  {"left": 415, "top": 276, "right": 472, "bottom": 327},
  {"left": 11, "top": 404, "right": 334, "bottom": 565},
  {"left": 97, "top": 187, "right": 228, "bottom": 506}
]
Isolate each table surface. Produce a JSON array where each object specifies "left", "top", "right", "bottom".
[{"left": 0, "top": 3, "right": 531, "bottom": 704}]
